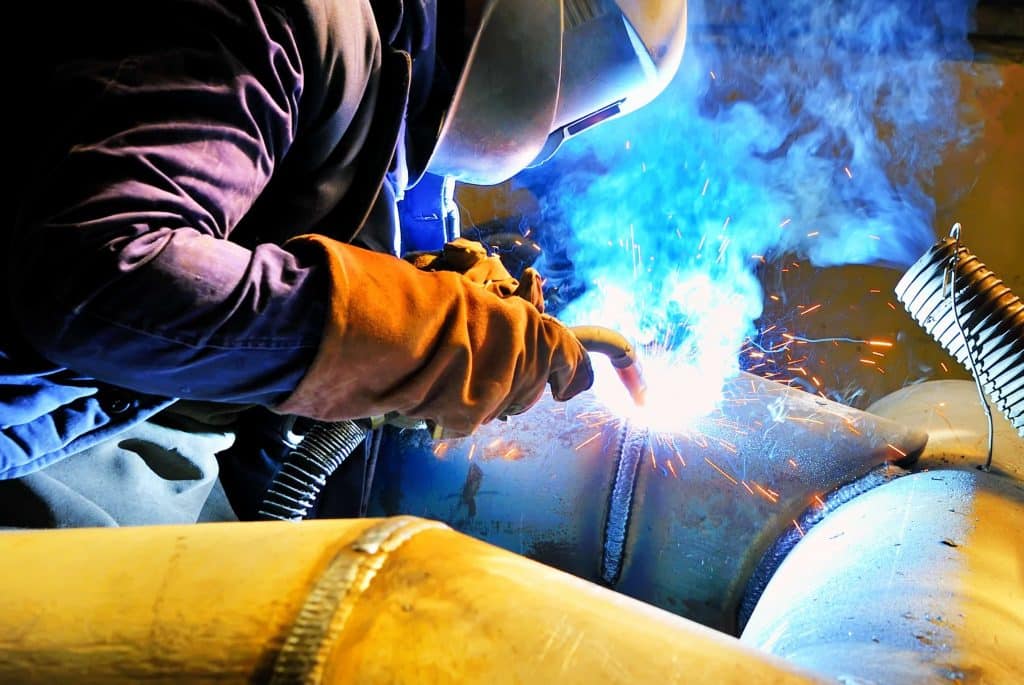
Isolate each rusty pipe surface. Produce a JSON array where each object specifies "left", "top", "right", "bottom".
[{"left": 322, "top": 371, "right": 927, "bottom": 634}]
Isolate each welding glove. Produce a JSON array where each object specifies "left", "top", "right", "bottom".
[
  {"left": 275, "top": 235, "right": 593, "bottom": 437},
  {"left": 405, "top": 237, "right": 546, "bottom": 311}
]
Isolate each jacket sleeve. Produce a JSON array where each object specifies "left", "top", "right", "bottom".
[{"left": 8, "top": 0, "right": 382, "bottom": 406}]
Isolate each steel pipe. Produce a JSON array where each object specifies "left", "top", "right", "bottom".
[
  {"left": 0, "top": 517, "right": 823, "bottom": 684},
  {"left": 324, "top": 371, "right": 927, "bottom": 634}
]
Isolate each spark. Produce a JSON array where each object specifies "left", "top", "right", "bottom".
[
  {"left": 799, "top": 304, "right": 822, "bottom": 316},
  {"left": 887, "top": 443, "right": 908, "bottom": 458},
  {"left": 787, "top": 416, "right": 824, "bottom": 425},
  {"left": 574, "top": 433, "right": 601, "bottom": 450},
  {"left": 844, "top": 166, "right": 853, "bottom": 179},
  {"left": 754, "top": 482, "right": 779, "bottom": 503},
  {"left": 793, "top": 520, "right": 805, "bottom": 537},
  {"left": 717, "top": 438, "right": 739, "bottom": 454},
  {"left": 717, "top": 237, "right": 732, "bottom": 263},
  {"left": 704, "top": 456, "right": 739, "bottom": 485},
  {"left": 467, "top": 444, "right": 476, "bottom": 461}
]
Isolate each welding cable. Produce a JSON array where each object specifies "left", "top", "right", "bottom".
[
  {"left": 895, "top": 225, "right": 1024, "bottom": 453},
  {"left": 946, "top": 225, "right": 996, "bottom": 470},
  {"left": 258, "top": 419, "right": 368, "bottom": 521},
  {"left": 570, "top": 325, "right": 648, "bottom": 406}
]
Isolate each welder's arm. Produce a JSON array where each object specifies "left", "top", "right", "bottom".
[
  {"left": 275, "top": 236, "right": 593, "bottom": 437},
  {"left": 7, "top": 1, "right": 367, "bottom": 406}
]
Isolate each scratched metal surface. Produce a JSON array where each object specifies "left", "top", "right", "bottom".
[{"left": 344, "top": 371, "right": 927, "bottom": 634}]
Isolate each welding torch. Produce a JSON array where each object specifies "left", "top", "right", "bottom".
[
  {"left": 265, "top": 324, "right": 648, "bottom": 519},
  {"left": 426, "top": 324, "right": 648, "bottom": 439},
  {"left": 570, "top": 325, "right": 648, "bottom": 407}
]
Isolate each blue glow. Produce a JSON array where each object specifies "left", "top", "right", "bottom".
[{"left": 522, "top": 0, "right": 981, "bottom": 421}]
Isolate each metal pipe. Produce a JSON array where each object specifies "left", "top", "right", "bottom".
[
  {"left": 326, "top": 371, "right": 927, "bottom": 634},
  {"left": 0, "top": 517, "right": 825, "bottom": 684},
  {"left": 741, "top": 470, "right": 1024, "bottom": 684}
]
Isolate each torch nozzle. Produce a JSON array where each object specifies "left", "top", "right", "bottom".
[
  {"left": 570, "top": 325, "right": 648, "bottom": 406},
  {"left": 614, "top": 364, "right": 648, "bottom": 407}
]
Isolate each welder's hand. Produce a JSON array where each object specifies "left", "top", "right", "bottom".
[
  {"left": 406, "top": 237, "right": 546, "bottom": 312},
  {"left": 275, "top": 235, "right": 593, "bottom": 437}
]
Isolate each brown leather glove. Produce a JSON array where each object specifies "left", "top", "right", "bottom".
[
  {"left": 405, "top": 237, "right": 545, "bottom": 311},
  {"left": 275, "top": 235, "right": 593, "bottom": 437}
]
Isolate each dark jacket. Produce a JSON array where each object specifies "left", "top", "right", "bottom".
[{"left": 2, "top": 0, "right": 440, "bottom": 478}]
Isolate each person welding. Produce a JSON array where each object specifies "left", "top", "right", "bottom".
[{"left": 0, "top": 0, "right": 686, "bottom": 527}]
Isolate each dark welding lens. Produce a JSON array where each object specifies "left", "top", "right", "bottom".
[{"left": 526, "top": 100, "right": 624, "bottom": 169}]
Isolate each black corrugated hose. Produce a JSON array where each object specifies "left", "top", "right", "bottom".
[
  {"left": 895, "top": 225, "right": 1023, "bottom": 450},
  {"left": 258, "top": 419, "right": 368, "bottom": 521}
]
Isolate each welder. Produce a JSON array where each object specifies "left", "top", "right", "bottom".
[{"left": 0, "top": 1, "right": 687, "bottom": 527}]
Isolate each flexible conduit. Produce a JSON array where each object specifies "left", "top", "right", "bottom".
[
  {"left": 895, "top": 236, "right": 1023, "bottom": 437},
  {"left": 259, "top": 420, "right": 367, "bottom": 521}
]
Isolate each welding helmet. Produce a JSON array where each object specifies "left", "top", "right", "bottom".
[{"left": 424, "top": 0, "right": 688, "bottom": 186}]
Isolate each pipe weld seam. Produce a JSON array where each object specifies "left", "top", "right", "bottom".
[
  {"left": 601, "top": 421, "right": 649, "bottom": 585},
  {"left": 270, "top": 516, "right": 449, "bottom": 684}
]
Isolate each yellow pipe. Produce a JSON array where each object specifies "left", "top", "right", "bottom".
[{"left": 0, "top": 517, "right": 823, "bottom": 684}]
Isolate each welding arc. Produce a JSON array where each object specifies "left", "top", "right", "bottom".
[{"left": 895, "top": 237, "right": 1024, "bottom": 438}]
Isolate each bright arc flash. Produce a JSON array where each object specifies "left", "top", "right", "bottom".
[{"left": 589, "top": 352, "right": 727, "bottom": 432}]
